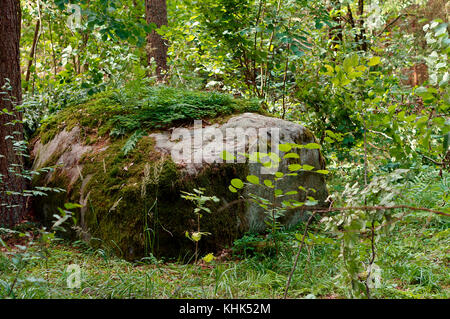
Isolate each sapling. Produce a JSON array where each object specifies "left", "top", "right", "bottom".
[{"left": 181, "top": 188, "right": 219, "bottom": 263}]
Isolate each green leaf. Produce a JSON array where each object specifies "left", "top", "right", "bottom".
[
  {"left": 315, "top": 170, "right": 329, "bottom": 175},
  {"left": 275, "top": 172, "right": 284, "bottom": 178},
  {"left": 274, "top": 189, "right": 283, "bottom": 196},
  {"left": 221, "top": 151, "right": 236, "bottom": 161},
  {"left": 324, "top": 64, "right": 334, "bottom": 75},
  {"left": 288, "top": 164, "right": 302, "bottom": 171},
  {"left": 284, "top": 152, "right": 300, "bottom": 159},
  {"left": 304, "top": 143, "right": 321, "bottom": 149},
  {"left": 246, "top": 175, "right": 260, "bottom": 184},
  {"left": 343, "top": 54, "right": 358, "bottom": 73},
  {"left": 415, "top": 88, "right": 435, "bottom": 102},
  {"left": 302, "top": 165, "right": 315, "bottom": 171},
  {"left": 231, "top": 178, "right": 244, "bottom": 189},
  {"left": 368, "top": 56, "right": 381, "bottom": 66},
  {"left": 355, "top": 65, "right": 367, "bottom": 72},
  {"left": 268, "top": 152, "right": 281, "bottom": 163},
  {"left": 264, "top": 179, "right": 274, "bottom": 187},
  {"left": 434, "top": 22, "right": 448, "bottom": 36},
  {"left": 229, "top": 185, "right": 237, "bottom": 193},
  {"left": 278, "top": 143, "right": 292, "bottom": 152},
  {"left": 405, "top": 114, "right": 417, "bottom": 122},
  {"left": 262, "top": 161, "right": 273, "bottom": 168},
  {"left": 291, "top": 200, "right": 304, "bottom": 207},
  {"left": 191, "top": 232, "right": 202, "bottom": 242},
  {"left": 305, "top": 198, "right": 318, "bottom": 206},
  {"left": 340, "top": 78, "right": 351, "bottom": 86},
  {"left": 203, "top": 253, "right": 215, "bottom": 263},
  {"left": 122, "top": 130, "right": 145, "bottom": 156},
  {"left": 64, "top": 203, "right": 82, "bottom": 210},
  {"left": 282, "top": 200, "right": 292, "bottom": 207}
]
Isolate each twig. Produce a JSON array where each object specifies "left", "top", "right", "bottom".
[
  {"left": 367, "top": 141, "right": 389, "bottom": 154},
  {"left": 217, "top": 199, "right": 449, "bottom": 217},
  {"left": 363, "top": 111, "right": 368, "bottom": 187},
  {"left": 365, "top": 221, "right": 376, "bottom": 298},
  {"left": 301, "top": 205, "right": 449, "bottom": 217},
  {"left": 375, "top": 13, "right": 416, "bottom": 37},
  {"left": 368, "top": 129, "right": 393, "bottom": 140},
  {"left": 417, "top": 152, "right": 444, "bottom": 166},
  {"left": 283, "top": 212, "right": 316, "bottom": 299}
]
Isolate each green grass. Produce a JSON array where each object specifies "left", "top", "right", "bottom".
[{"left": 1, "top": 213, "right": 448, "bottom": 299}]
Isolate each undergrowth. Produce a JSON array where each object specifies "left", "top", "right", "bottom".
[
  {"left": 0, "top": 213, "right": 447, "bottom": 299},
  {"left": 1, "top": 167, "right": 448, "bottom": 299}
]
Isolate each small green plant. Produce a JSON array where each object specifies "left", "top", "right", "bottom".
[
  {"left": 223, "top": 142, "right": 328, "bottom": 255},
  {"left": 320, "top": 168, "right": 449, "bottom": 298},
  {"left": 141, "top": 158, "right": 166, "bottom": 257},
  {"left": 0, "top": 202, "right": 80, "bottom": 298},
  {"left": 122, "top": 129, "right": 145, "bottom": 156},
  {"left": 181, "top": 187, "right": 219, "bottom": 264}
]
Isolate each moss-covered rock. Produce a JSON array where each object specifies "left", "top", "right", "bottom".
[{"left": 30, "top": 87, "right": 327, "bottom": 261}]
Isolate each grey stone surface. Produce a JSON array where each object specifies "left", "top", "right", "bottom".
[{"left": 149, "top": 112, "right": 328, "bottom": 231}]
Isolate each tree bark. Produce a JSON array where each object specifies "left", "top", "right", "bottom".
[
  {"left": 0, "top": 0, "right": 27, "bottom": 226},
  {"left": 145, "top": 0, "right": 168, "bottom": 81}
]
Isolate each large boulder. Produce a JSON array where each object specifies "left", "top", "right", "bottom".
[{"left": 30, "top": 91, "right": 327, "bottom": 261}]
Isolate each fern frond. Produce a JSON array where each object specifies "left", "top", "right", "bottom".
[{"left": 122, "top": 129, "right": 145, "bottom": 156}]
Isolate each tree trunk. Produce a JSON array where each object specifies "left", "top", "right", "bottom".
[
  {"left": 358, "top": 0, "right": 367, "bottom": 51},
  {"left": 347, "top": 1, "right": 367, "bottom": 52},
  {"left": 0, "top": 0, "right": 27, "bottom": 226},
  {"left": 24, "top": 19, "right": 40, "bottom": 92},
  {"left": 145, "top": 0, "right": 168, "bottom": 81},
  {"left": 328, "top": 0, "right": 343, "bottom": 54}
]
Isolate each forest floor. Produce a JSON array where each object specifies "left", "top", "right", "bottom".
[{"left": 1, "top": 212, "right": 448, "bottom": 299}]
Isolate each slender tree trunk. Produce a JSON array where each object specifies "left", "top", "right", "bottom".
[
  {"left": 48, "top": 17, "right": 57, "bottom": 77},
  {"left": 0, "top": 0, "right": 27, "bottom": 226},
  {"left": 24, "top": 19, "right": 40, "bottom": 92},
  {"left": 347, "top": 1, "right": 367, "bottom": 51},
  {"left": 145, "top": 0, "right": 168, "bottom": 81},
  {"left": 328, "top": 0, "right": 343, "bottom": 53},
  {"left": 358, "top": 0, "right": 367, "bottom": 51}
]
